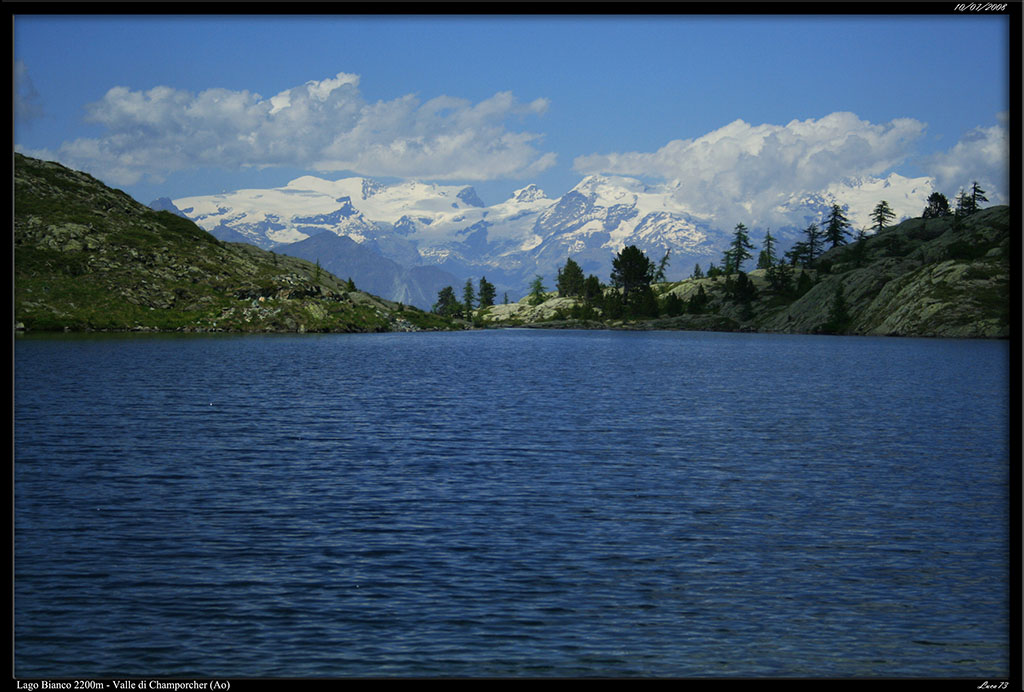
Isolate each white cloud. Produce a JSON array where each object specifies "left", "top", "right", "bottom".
[
  {"left": 574, "top": 112, "right": 929, "bottom": 226},
  {"left": 922, "top": 113, "right": 1009, "bottom": 204},
  {"left": 43, "top": 72, "right": 555, "bottom": 186},
  {"left": 14, "top": 60, "right": 44, "bottom": 125}
]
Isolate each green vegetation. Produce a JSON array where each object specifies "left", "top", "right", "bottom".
[
  {"left": 556, "top": 257, "right": 585, "bottom": 297},
  {"left": 14, "top": 153, "right": 461, "bottom": 334},
  {"left": 528, "top": 275, "right": 548, "bottom": 306},
  {"left": 478, "top": 276, "right": 496, "bottom": 308},
  {"left": 477, "top": 193, "right": 1008, "bottom": 339},
  {"left": 23, "top": 148, "right": 1000, "bottom": 340}
]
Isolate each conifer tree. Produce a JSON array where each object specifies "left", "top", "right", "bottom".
[
  {"left": 757, "top": 229, "right": 777, "bottom": 270},
  {"left": 433, "top": 286, "right": 460, "bottom": 317},
  {"left": 610, "top": 245, "right": 655, "bottom": 305},
  {"left": 478, "top": 276, "right": 496, "bottom": 307},
  {"left": 870, "top": 201, "right": 895, "bottom": 233},
  {"left": 728, "top": 271, "right": 757, "bottom": 305},
  {"left": 793, "top": 222, "right": 825, "bottom": 265},
  {"left": 654, "top": 249, "right": 671, "bottom": 283},
  {"left": 766, "top": 259, "right": 793, "bottom": 294},
  {"left": 851, "top": 228, "right": 869, "bottom": 268},
  {"left": 724, "top": 223, "right": 754, "bottom": 274},
  {"left": 822, "top": 284, "right": 852, "bottom": 334},
  {"left": 528, "top": 275, "right": 547, "bottom": 306},
  {"left": 662, "top": 292, "right": 684, "bottom": 317},
  {"left": 970, "top": 181, "right": 988, "bottom": 212},
  {"left": 463, "top": 279, "right": 476, "bottom": 316},
  {"left": 785, "top": 241, "right": 809, "bottom": 267},
  {"left": 687, "top": 284, "right": 709, "bottom": 314},
  {"left": 691, "top": 263, "right": 704, "bottom": 279},
  {"left": 922, "top": 192, "right": 952, "bottom": 218},
  {"left": 824, "top": 204, "right": 851, "bottom": 248},
  {"left": 582, "top": 274, "right": 603, "bottom": 304},
  {"left": 954, "top": 189, "right": 971, "bottom": 219},
  {"left": 556, "top": 257, "right": 585, "bottom": 297}
]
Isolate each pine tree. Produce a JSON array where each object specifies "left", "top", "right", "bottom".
[
  {"left": 766, "top": 260, "right": 793, "bottom": 294},
  {"left": 556, "top": 257, "right": 585, "bottom": 297},
  {"left": 824, "top": 204, "right": 851, "bottom": 248},
  {"left": 822, "top": 284, "right": 852, "bottom": 334},
  {"left": 970, "top": 181, "right": 988, "bottom": 212},
  {"left": 870, "top": 201, "right": 895, "bottom": 233},
  {"left": 789, "top": 223, "right": 825, "bottom": 266},
  {"left": 687, "top": 284, "right": 709, "bottom": 314},
  {"left": 691, "top": 263, "right": 704, "bottom": 279},
  {"left": 582, "top": 274, "right": 603, "bottom": 304},
  {"left": 728, "top": 271, "right": 757, "bottom": 305},
  {"left": 463, "top": 279, "right": 476, "bottom": 316},
  {"left": 851, "top": 228, "right": 869, "bottom": 268},
  {"left": 807, "top": 222, "right": 826, "bottom": 261},
  {"left": 954, "top": 188, "right": 971, "bottom": 219},
  {"left": 757, "top": 229, "right": 777, "bottom": 269},
  {"left": 654, "top": 249, "right": 671, "bottom": 283},
  {"left": 922, "top": 192, "right": 951, "bottom": 218},
  {"left": 610, "top": 245, "right": 655, "bottom": 305},
  {"left": 784, "top": 241, "right": 809, "bottom": 267},
  {"left": 478, "top": 276, "right": 496, "bottom": 307},
  {"left": 724, "top": 223, "right": 754, "bottom": 274},
  {"left": 633, "top": 285, "right": 660, "bottom": 319},
  {"left": 528, "top": 275, "right": 547, "bottom": 306},
  {"left": 433, "top": 286, "right": 460, "bottom": 317},
  {"left": 662, "top": 292, "right": 684, "bottom": 317}
]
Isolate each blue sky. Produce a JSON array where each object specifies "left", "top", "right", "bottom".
[{"left": 13, "top": 12, "right": 1012, "bottom": 211}]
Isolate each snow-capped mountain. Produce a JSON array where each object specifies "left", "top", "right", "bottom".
[
  {"left": 169, "top": 170, "right": 934, "bottom": 305},
  {"left": 775, "top": 173, "right": 933, "bottom": 233}
]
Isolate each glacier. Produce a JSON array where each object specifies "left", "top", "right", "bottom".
[{"left": 168, "top": 171, "right": 933, "bottom": 308}]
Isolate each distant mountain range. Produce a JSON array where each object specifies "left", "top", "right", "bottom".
[{"left": 160, "top": 171, "right": 935, "bottom": 309}]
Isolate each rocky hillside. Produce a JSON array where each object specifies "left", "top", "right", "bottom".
[
  {"left": 14, "top": 154, "right": 457, "bottom": 333},
  {"left": 480, "top": 205, "right": 1010, "bottom": 339}
]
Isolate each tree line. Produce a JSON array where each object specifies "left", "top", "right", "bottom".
[
  {"left": 432, "top": 181, "right": 990, "bottom": 320},
  {"left": 432, "top": 276, "right": 500, "bottom": 318}
]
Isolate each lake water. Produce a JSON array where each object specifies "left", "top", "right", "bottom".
[{"left": 14, "top": 329, "right": 1010, "bottom": 678}]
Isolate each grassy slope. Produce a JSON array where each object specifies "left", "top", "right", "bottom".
[{"left": 14, "top": 154, "right": 456, "bottom": 333}]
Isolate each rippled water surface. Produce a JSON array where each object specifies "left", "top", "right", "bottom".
[{"left": 14, "top": 330, "right": 1009, "bottom": 678}]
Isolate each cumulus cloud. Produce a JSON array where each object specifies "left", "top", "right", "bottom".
[
  {"left": 574, "top": 112, "right": 929, "bottom": 225},
  {"left": 922, "top": 113, "right": 1009, "bottom": 204},
  {"left": 46, "top": 72, "right": 555, "bottom": 185}
]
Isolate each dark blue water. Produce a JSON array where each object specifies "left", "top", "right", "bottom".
[{"left": 14, "top": 330, "right": 1009, "bottom": 678}]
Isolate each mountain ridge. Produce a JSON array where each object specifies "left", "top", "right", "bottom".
[
  {"left": 14, "top": 153, "right": 458, "bottom": 333},
  {"left": 167, "top": 169, "right": 936, "bottom": 305}
]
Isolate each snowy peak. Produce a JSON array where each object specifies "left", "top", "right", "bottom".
[
  {"left": 168, "top": 168, "right": 939, "bottom": 300},
  {"left": 511, "top": 184, "right": 548, "bottom": 204},
  {"left": 776, "top": 173, "right": 933, "bottom": 231},
  {"left": 570, "top": 174, "right": 646, "bottom": 202}
]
